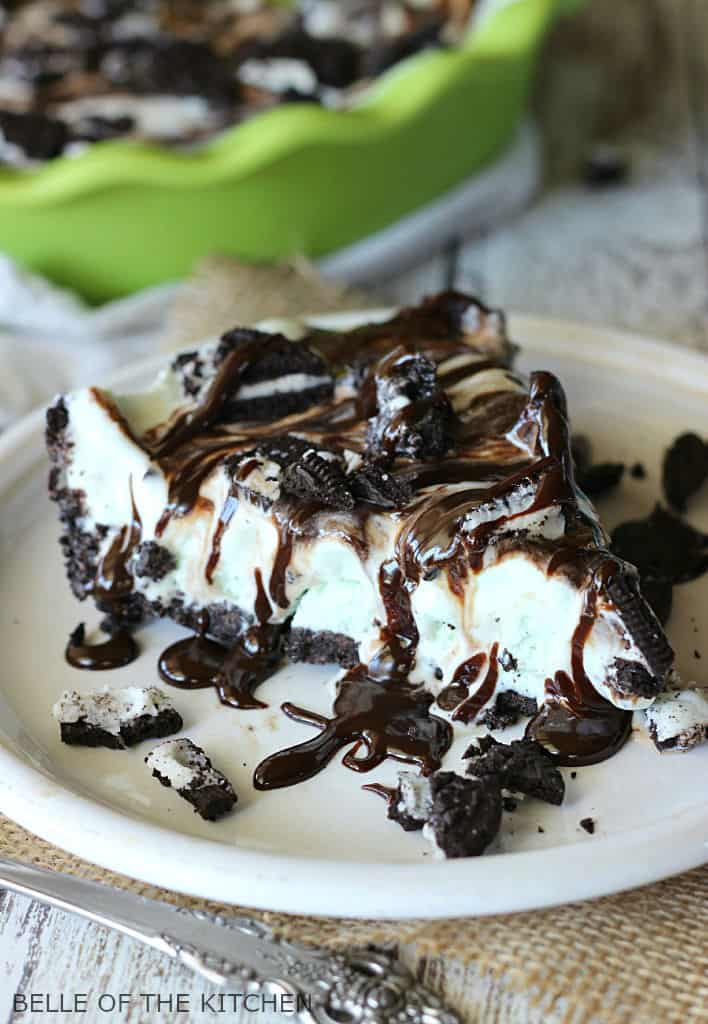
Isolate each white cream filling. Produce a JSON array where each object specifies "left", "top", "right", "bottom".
[
  {"left": 145, "top": 738, "right": 221, "bottom": 791},
  {"left": 53, "top": 686, "right": 173, "bottom": 736},
  {"left": 236, "top": 372, "right": 331, "bottom": 400}
]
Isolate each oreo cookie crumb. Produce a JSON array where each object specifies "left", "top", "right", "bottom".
[
  {"left": 350, "top": 462, "right": 412, "bottom": 509},
  {"left": 662, "top": 432, "right": 708, "bottom": 512},
  {"left": 577, "top": 462, "right": 624, "bottom": 498},
  {"left": 502, "top": 796, "right": 518, "bottom": 812},
  {"left": 464, "top": 735, "right": 565, "bottom": 806},
  {"left": 582, "top": 145, "right": 629, "bottom": 188},
  {"left": 499, "top": 649, "right": 518, "bottom": 673},
  {"left": 579, "top": 817, "right": 595, "bottom": 834},
  {"left": 131, "top": 541, "right": 176, "bottom": 582},
  {"left": 611, "top": 658, "right": 662, "bottom": 700},
  {"left": 280, "top": 449, "right": 354, "bottom": 510},
  {"left": 427, "top": 772, "right": 502, "bottom": 858},
  {"left": 612, "top": 504, "right": 708, "bottom": 585},
  {"left": 630, "top": 462, "right": 646, "bottom": 480},
  {"left": 570, "top": 771, "right": 577, "bottom": 779},
  {"left": 695, "top": 650, "right": 701, "bottom": 659},
  {"left": 477, "top": 690, "right": 538, "bottom": 730},
  {"left": 537, "top": 825, "right": 545, "bottom": 833},
  {"left": 367, "top": 352, "right": 453, "bottom": 460}
]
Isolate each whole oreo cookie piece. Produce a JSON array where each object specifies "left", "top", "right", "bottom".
[{"left": 214, "top": 328, "right": 334, "bottom": 421}]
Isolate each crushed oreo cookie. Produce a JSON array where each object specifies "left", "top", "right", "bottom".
[
  {"left": 387, "top": 771, "right": 433, "bottom": 831},
  {"left": 367, "top": 352, "right": 452, "bottom": 460},
  {"left": 579, "top": 817, "right": 595, "bottom": 834},
  {"left": 570, "top": 435, "right": 624, "bottom": 497},
  {"left": 612, "top": 504, "right": 708, "bottom": 584},
  {"left": 145, "top": 737, "right": 237, "bottom": 821},
  {"left": 280, "top": 448, "right": 353, "bottom": 510},
  {"left": 53, "top": 686, "right": 182, "bottom": 749},
  {"left": 349, "top": 462, "right": 412, "bottom": 509},
  {"left": 464, "top": 735, "right": 565, "bottom": 806},
  {"left": 426, "top": 771, "right": 502, "bottom": 858},
  {"left": 477, "top": 690, "right": 538, "bottom": 730},
  {"left": 131, "top": 541, "right": 176, "bottom": 582},
  {"left": 577, "top": 462, "right": 625, "bottom": 498},
  {"left": 662, "top": 432, "right": 708, "bottom": 512},
  {"left": 581, "top": 144, "right": 629, "bottom": 188},
  {"left": 644, "top": 688, "right": 708, "bottom": 752}
]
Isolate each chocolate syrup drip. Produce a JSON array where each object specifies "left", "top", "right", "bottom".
[
  {"left": 158, "top": 602, "right": 281, "bottom": 710},
  {"left": 70, "top": 485, "right": 142, "bottom": 670},
  {"left": 526, "top": 583, "right": 632, "bottom": 765},
  {"left": 205, "top": 492, "right": 238, "bottom": 584},
  {"left": 369, "top": 561, "right": 419, "bottom": 680},
  {"left": 253, "top": 666, "right": 453, "bottom": 790},
  {"left": 91, "top": 492, "right": 142, "bottom": 610},
  {"left": 451, "top": 645, "right": 498, "bottom": 723},
  {"left": 65, "top": 623, "right": 138, "bottom": 671},
  {"left": 362, "top": 782, "right": 397, "bottom": 810}
]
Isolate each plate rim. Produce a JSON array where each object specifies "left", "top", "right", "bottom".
[{"left": 2, "top": 311, "right": 708, "bottom": 919}]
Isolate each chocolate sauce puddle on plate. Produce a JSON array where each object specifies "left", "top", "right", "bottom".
[
  {"left": 253, "top": 664, "right": 452, "bottom": 791},
  {"left": 65, "top": 623, "right": 138, "bottom": 671},
  {"left": 526, "top": 582, "right": 632, "bottom": 765},
  {"left": 158, "top": 608, "right": 280, "bottom": 711}
]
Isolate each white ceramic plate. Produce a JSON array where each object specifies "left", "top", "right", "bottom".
[{"left": 1, "top": 313, "right": 707, "bottom": 919}]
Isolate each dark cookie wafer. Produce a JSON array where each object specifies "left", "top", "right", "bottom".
[
  {"left": 464, "top": 735, "right": 565, "bottom": 806},
  {"left": 604, "top": 570, "right": 673, "bottom": 683},
  {"left": 284, "top": 628, "right": 359, "bottom": 668},
  {"left": 350, "top": 463, "right": 413, "bottom": 509}
]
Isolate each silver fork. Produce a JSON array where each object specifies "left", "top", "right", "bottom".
[{"left": 0, "top": 857, "right": 459, "bottom": 1024}]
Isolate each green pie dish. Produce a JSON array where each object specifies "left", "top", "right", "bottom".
[{"left": 0, "top": 0, "right": 582, "bottom": 302}]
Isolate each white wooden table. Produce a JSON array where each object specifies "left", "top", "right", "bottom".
[{"left": 2, "top": 0, "right": 706, "bottom": 1020}]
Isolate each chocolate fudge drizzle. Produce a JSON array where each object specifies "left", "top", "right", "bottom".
[
  {"left": 65, "top": 622, "right": 138, "bottom": 671},
  {"left": 66, "top": 484, "right": 142, "bottom": 670},
  {"left": 158, "top": 589, "right": 281, "bottom": 711},
  {"left": 254, "top": 666, "right": 452, "bottom": 790},
  {"left": 526, "top": 577, "right": 632, "bottom": 765},
  {"left": 73, "top": 293, "right": 650, "bottom": 779}
]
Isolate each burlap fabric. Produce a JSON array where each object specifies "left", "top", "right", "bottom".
[{"left": 11, "top": 256, "right": 708, "bottom": 1023}]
